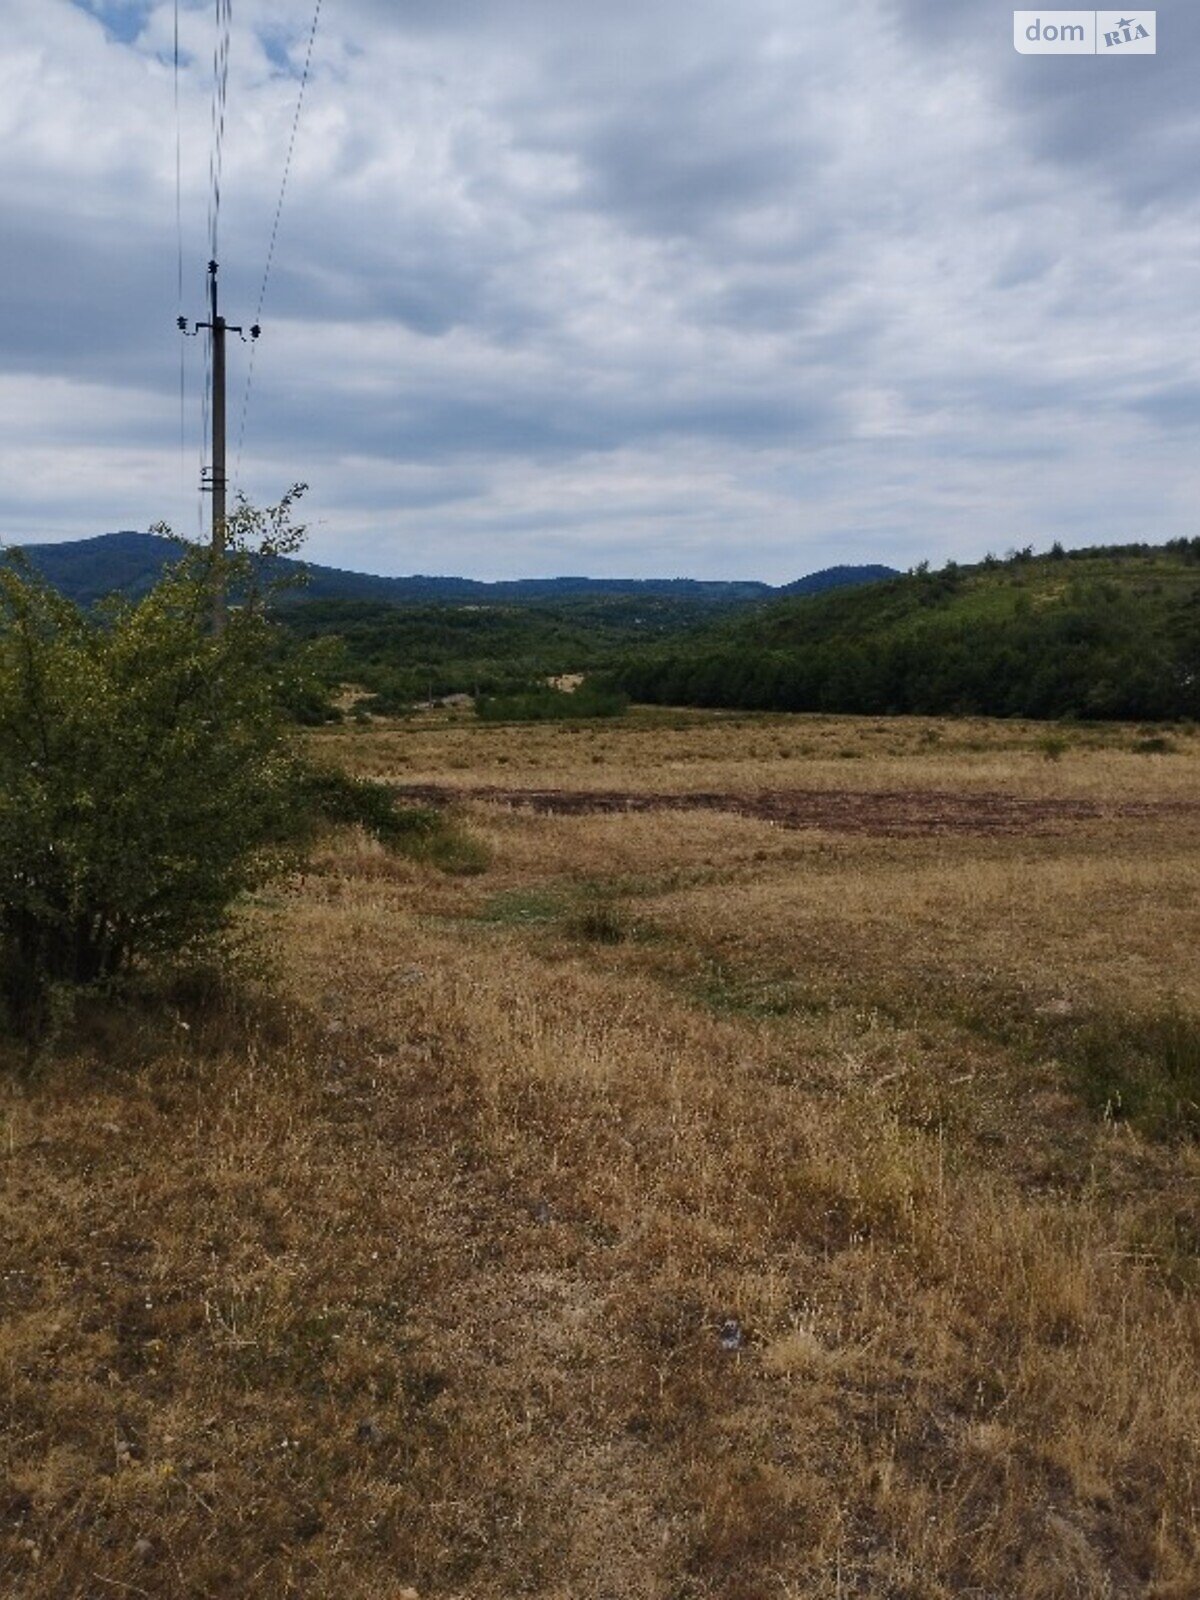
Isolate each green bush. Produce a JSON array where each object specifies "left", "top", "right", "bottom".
[
  {"left": 297, "top": 765, "right": 442, "bottom": 848},
  {"left": 297, "top": 766, "right": 489, "bottom": 873},
  {"left": 0, "top": 493, "right": 317, "bottom": 1032}
]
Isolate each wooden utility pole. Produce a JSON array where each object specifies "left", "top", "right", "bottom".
[
  {"left": 210, "top": 261, "right": 227, "bottom": 622},
  {"left": 179, "top": 259, "right": 259, "bottom": 631}
]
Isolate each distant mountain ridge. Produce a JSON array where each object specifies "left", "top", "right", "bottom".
[{"left": 6, "top": 531, "right": 896, "bottom": 609}]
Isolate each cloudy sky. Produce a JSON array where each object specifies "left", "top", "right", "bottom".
[{"left": 0, "top": 0, "right": 1196, "bottom": 579}]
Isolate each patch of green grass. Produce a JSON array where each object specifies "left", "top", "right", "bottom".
[
  {"left": 418, "top": 827, "right": 491, "bottom": 876},
  {"left": 687, "top": 960, "right": 829, "bottom": 1020},
  {"left": 947, "top": 983, "right": 1200, "bottom": 1141},
  {"left": 477, "top": 887, "right": 571, "bottom": 927},
  {"left": 1066, "top": 1007, "right": 1200, "bottom": 1138},
  {"left": 475, "top": 684, "right": 628, "bottom": 722},
  {"left": 478, "top": 879, "right": 673, "bottom": 942}
]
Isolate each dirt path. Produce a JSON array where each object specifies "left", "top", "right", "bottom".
[{"left": 392, "top": 783, "right": 1197, "bottom": 838}]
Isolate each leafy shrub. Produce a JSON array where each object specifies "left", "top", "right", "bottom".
[
  {"left": 298, "top": 766, "right": 489, "bottom": 875},
  {"left": 0, "top": 493, "right": 318, "bottom": 1032},
  {"left": 297, "top": 766, "right": 441, "bottom": 848}
]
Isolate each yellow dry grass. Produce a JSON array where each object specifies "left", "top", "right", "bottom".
[
  {"left": 319, "top": 708, "right": 1200, "bottom": 802},
  {"left": 2, "top": 709, "right": 1198, "bottom": 1598}
]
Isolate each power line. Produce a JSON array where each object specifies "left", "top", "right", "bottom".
[
  {"left": 232, "top": 327, "right": 256, "bottom": 496},
  {"left": 174, "top": 0, "right": 186, "bottom": 479},
  {"left": 234, "top": 0, "right": 323, "bottom": 492},
  {"left": 255, "top": 0, "right": 322, "bottom": 329},
  {"left": 174, "top": 0, "right": 184, "bottom": 313},
  {"left": 205, "top": 0, "right": 232, "bottom": 266}
]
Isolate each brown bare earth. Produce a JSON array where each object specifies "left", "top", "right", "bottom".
[
  {"left": 3, "top": 710, "right": 1199, "bottom": 1599},
  {"left": 391, "top": 781, "right": 1199, "bottom": 836}
]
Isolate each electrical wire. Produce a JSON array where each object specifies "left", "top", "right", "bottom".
[
  {"left": 233, "top": 0, "right": 323, "bottom": 493},
  {"left": 206, "top": 0, "right": 232, "bottom": 266},
  {"left": 174, "top": 0, "right": 188, "bottom": 489},
  {"left": 231, "top": 327, "right": 256, "bottom": 497},
  {"left": 254, "top": 0, "right": 321, "bottom": 329}
]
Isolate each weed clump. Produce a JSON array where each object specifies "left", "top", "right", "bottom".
[
  {"left": 1068, "top": 1006, "right": 1200, "bottom": 1138},
  {"left": 567, "top": 898, "right": 628, "bottom": 945}
]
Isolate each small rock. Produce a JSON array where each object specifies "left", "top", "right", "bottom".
[
  {"left": 1036, "top": 997, "right": 1075, "bottom": 1018},
  {"left": 133, "top": 1538, "right": 154, "bottom": 1561},
  {"left": 294, "top": 1508, "right": 324, "bottom": 1541},
  {"left": 718, "top": 1316, "right": 745, "bottom": 1353}
]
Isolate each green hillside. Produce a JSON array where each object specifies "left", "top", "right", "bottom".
[
  {"left": 282, "top": 594, "right": 736, "bottom": 710},
  {"left": 614, "top": 542, "right": 1200, "bottom": 721}
]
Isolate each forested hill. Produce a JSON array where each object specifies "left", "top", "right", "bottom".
[
  {"left": 613, "top": 542, "right": 1200, "bottom": 721},
  {"left": 7, "top": 530, "right": 894, "bottom": 610}
]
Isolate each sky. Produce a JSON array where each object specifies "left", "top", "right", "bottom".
[{"left": 0, "top": 0, "right": 1197, "bottom": 581}]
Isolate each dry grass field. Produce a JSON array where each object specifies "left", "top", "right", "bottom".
[{"left": 3, "top": 709, "right": 1199, "bottom": 1599}]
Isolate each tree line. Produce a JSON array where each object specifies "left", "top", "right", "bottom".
[{"left": 612, "top": 548, "right": 1200, "bottom": 721}]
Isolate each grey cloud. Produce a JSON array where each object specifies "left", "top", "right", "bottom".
[
  {"left": 4, "top": 0, "right": 1200, "bottom": 574},
  {"left": 890, "top": 0, "right": 1200, "bottom": 207},
  {"left": 542, "top": 61, "right": 811, "bottom": 241},
  {"left": 247, "top": 346, "right": 837, "bottom": 466},
  {"left": 1129, "top": 385, "right": 1200, "bottom": 430},
  {"left": 0, "top": 205, "right": 180, "bottom": 397},
  {"left": 991, "top": 247, "right": 1057, "bottom": 290}
]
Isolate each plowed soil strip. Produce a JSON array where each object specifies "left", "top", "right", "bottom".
[{"left": 392, "top": 784, "right": 1198, "bottom": 838}]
